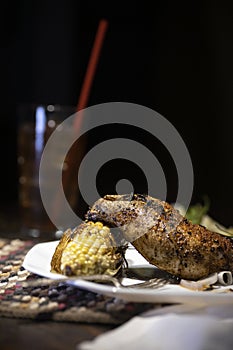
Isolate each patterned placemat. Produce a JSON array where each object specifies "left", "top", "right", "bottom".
[{"left": 0, "top": 238, "right": 157, "bottom": 324}]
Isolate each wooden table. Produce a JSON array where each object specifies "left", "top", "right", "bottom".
[{"left": 0, "top": 317, "right": 115, "bottom": 350}]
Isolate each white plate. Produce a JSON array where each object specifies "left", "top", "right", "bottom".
[{"left": 23, "top": 241, "right": 233, "bottom": 305}]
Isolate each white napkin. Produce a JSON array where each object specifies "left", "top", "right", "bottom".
[{"left": 77, "top": 305, "right": 233, "bottom": 350}]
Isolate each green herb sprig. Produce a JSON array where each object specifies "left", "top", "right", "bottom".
[{"left": 185, "top": 196, "right": 210, "bottom": 225}]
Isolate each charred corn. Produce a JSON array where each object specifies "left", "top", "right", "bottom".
[{"left": 51, "top": 221, "right": 126, "bottom": 276}]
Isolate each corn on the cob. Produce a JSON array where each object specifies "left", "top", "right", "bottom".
[{"left": 51, "top": 221, "right": 126, "bottom": 277}]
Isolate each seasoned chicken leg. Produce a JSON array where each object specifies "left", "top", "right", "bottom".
[{"left": 87, "top": 194, "right": 233, "bottom": 280}]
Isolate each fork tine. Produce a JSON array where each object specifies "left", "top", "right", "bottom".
[{"left": 128, "top": 278, "right": 169, "bottom": 289}]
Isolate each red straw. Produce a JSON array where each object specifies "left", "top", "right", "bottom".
[
  {"left": 51, "top": 19, "right": 108, "bottom": 227},
  {"left": 74, "top": 19, "right": 108, "bottom": 130}
]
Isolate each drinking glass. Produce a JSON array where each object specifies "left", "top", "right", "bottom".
[{"left": 17, "top": 104, "right": 78, "bottom": 237}]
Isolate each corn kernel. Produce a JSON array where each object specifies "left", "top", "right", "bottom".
[{"left": 51, "top": 221, "right": 125, "bottom": 277}]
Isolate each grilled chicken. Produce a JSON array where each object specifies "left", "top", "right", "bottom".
[{"left": 87, "top": 194, "right": 233, "bottom": 280}]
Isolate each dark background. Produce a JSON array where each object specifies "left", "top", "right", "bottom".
[{"left": 1, "top": 1, "right": 233, "bottom": 225}]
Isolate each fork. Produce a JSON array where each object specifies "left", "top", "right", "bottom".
[
  {"left": 20, "top": 274, "right": 170, "bottom": 290},
  {"left": 131, "top": 277, "right": 170, "bottom": 289}
]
